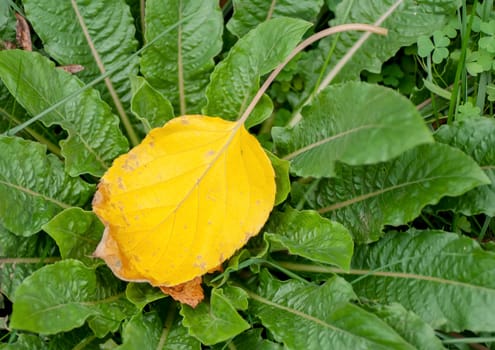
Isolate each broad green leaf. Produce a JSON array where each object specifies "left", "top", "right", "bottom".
[
  {"left": 351, "top": 230, "right": 495, "bottom": 332},
  {"left": 10, "top": 260, "right": 136, "bottom": 335},
  {"left": 230, "top": 329, "right": 283, "bottom": 350},
  {"left": 250, "top": 271, "right": 415, "bottom": 349},
  {"left": 434, "top": 117, "right": 495, "bottom": 215},
  {"left": 0, "top": 136, "right": 94, "bottom": 236},
  {"left": 0, "top": 334, "right": 48, "bottom": 350},
  {"left": 204, "top": 18, "right": 312, "bottom": 127},
  {"left": 125, "top": 283, "right": 167, "bottom": 310},
  {"left": 273, "top": 82, "right": 433, "bottom": 177},
  {"left": 0, "top": 225, "right": 57, "bottom": 301},
  {"left": 265, "top": 207, "right": 353, "bottom": 269},
  {"left": 368, "top": 303, "right": 445, "bottom": 350},
  {"left": 42, "top": 208, "right": 103, "bottom": 267},
  {"left": 118, "top": 310, "right": 200, "bottom": 350},
  {"left": 130, "top": 76, "right": 174, "bottom": 132},
  {"left": 267, "top": 151, "right": 291, "bottom": 205},
  {"left": 304, "top": 143, "right": 490, "bottom": 242},
  {"left": 297, "top": 0, "right": 459, "bottom": 105},
  {"left": 0, "top": 50, "right": 129, "bottom": 176},
  {"left": 141, "top": 0, "right": 223, "bottom": 114},
  {"left": 23, "top": 0, "right": 139, "bottom": 108},
  {"left": 181, "top": 288, "right": 250, "bottom": 345},
  {"left": 227, "top": 0, "right": 323, "bottom": 38}
]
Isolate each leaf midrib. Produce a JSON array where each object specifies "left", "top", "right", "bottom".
[
  {"left": 0, "top": 178, "right": 71, "bottom": 209},
  {"left": 247, "top": 289, "right": 405, "bottom": 347},
  {"left": 318, "top": 174, "right": 480, "bottom": 214},
  {"left": 283, "top": 124, "right": 380, "bottom": 160},
  {"left": 278, "top": 262, "right": 495, "bottom": 294}
]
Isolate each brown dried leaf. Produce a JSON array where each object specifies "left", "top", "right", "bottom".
[
  {"left": 15, "top": 13, "right": 32, "bottom": 51},
  {"left": 160, "top": 276, "right": 204, "bottom": 308}
]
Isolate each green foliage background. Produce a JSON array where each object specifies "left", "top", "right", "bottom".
[{"left": 1, "top": 0, "right": 495, "bottom": 348}]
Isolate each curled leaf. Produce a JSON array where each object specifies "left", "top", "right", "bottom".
[{"left": 93, "top": 115, "right": 275, "bottom": 304}]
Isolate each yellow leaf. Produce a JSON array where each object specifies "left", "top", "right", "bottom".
[{"left": 92, "top": 115, "right": 275, "bottom": 289}]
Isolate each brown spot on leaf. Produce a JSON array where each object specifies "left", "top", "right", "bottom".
[{"left": 160, "top": 276, "right": 204, "bottom": 307}]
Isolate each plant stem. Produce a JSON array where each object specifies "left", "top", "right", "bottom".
[
  {"left": 288, "top": 0, "right": 403, "bottom": 127},
  {"left": 140, "top": 0, "right": 146, "bottom": 43},
  {"left": 238, "top": 24, "right": 388, "bottom": 126},
  {"left": 157, "top": 306, "right": 176, "bottom": 349},
  {"left": 447, "top": 0, "right": 477, "bottom": 124},
  {"left": 70, "top": 0, "right": 140, "bottom": 147}
]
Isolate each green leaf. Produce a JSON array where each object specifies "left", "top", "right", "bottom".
[
  {"left": 434, "top": 117, "right": 495, "bottom": 216},
  {"left": 303, "top": 143, "right": 490, "bottom": 243},
  {"left": 141, "top": 0, "right": 223, "bottom": 115},
  {"left": 0, "top": 136, "right": 94, "bottom": 236},
  {"left": 230, "top": 329, "right": 283, "bottom": 350},
  {"left": 42, "top": 208, "right": 103, "bottom": 267},
  {"left": 249, "top": 271, "right": 416, "bottom": 349},
  {"left": 0, "top": 50, "right": 129, "bottom": 176},
  {"left": 227, "top": 0, "right": 323, "bottom": 38},
  {"left": 0, "top": 225, "right": 57, "bottom": 301},
  {"left": 118, "top": 310, "right": 200, "bottom": 350},
  {"left": 10, "top": 260, "right": 136, "bottom": 335},
  {"left": 267, "top": 151, "right": 291, "bottom": 205},
  {"left": 125, "top": 283, "right": 167, "bottom": 311},
  {"left": 298, "top": 0, "right": 459, "bottom": 103},
  {"left": 130, "top": 76, "right": 174, "bottom": 132},
  {"left": 351, "top": 230, "right": 495, "bottom": 332},
  {"left": 181, "top": 288, "right": 250, "bottom": 345},
  {"left": 265, "top": 207, "right": 353, "bottom": 270},
  {"left": 23, "top": 0, "right": 139, "bottom": 108},
  {"left": 273, "top": 82, "right": 433, "bottom": 177},
  {"left": 204, "top": 17, "right": 312, "bottom": 127},
  {"left": 368, "top": 303, "right": 445, "bottom": 350},
  {"left": 219, "top": 285, "right": 249, "bottom": 311},
  {"left": 0, "top": 334, "right": 48, "bottom": 350}
]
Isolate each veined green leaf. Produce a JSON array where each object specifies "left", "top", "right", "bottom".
[
  {"left": 434, "top": 117, "right": 495, "bottom": 215},
  {"left": 204, "top": 18, "right": 312, "bottom": 127},
  {"left": 10, "top": 260, "right": 136, "bottom": 335},
  {"left": 303, "top": 143, "right": 489, "bottom": 242},
  {"left": 181, "top": 288, "right": 250, "bottom": 345},
  {"left": 117, "top": 310, "right": 201, "bottom": 350},
  {"left": 125, "top": 283, "right": 167, "bottom": 311},
  {"left": 351, "top": 230, "right": 495, "bottom": 332},
  {"left": 265, "top": 207, "right": 353, "bottom": 270},
  {"left": 368, "top": 303, "right": 446, "bottom": 350},
  {"left": 273, "top": 82, "right": 433, "bottom": 177},
  {"left": 0, "top": 50, "right": 129, "bottom": 176},
  {"left": 249, "top": 271, "right": 416, "bottom": 349},
  {"left": 141, "top": 0, "right": 223, "bottom": 115},
  {"left": 0, "top": 225, "right": 57, "bottom": 301},
  {"left": 227, "top": 0, "right": 323, "bottom": 38},
  {"left": 42, "top": 208, "right": 103, "bottom": 267},
  {"left": 130, "top": 76, "right": 174, "bottom": 132},
  {"left": 0, "top": 136, "right": 94, "bottom": 236},
  {"left": 23, "top": 0, "right": 139, "bottom": 108},
  {"left": 297, "top": 0, "right": 459, "bottom": 105}
]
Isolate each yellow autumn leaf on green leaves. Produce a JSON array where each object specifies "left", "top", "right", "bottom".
[{"left": 93, "top": 115, "right": 275, "bottom": 303}]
